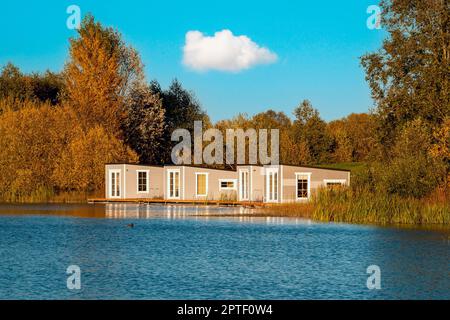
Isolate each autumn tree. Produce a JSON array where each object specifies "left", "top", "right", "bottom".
[
  {"left": 430, "top": 117, "right": 450, "bottom": 163},
  {"left": 251, "top": 110, "right": 306, "bottom": 165},
  {"left": 430, "top": 117, "right": 450, "bottom": 188},
  {"left": 52, "top": 126, "right": 138, "bottom": 192},
  {"left": 327, "top": 120, "right": 353, "bottom": 163},
  {"left": 0, "top": 103, "right": 82, "bottom": 200},
  {"left": 64, "top": 15, "right": 143, "bottom": 135},
  {"left": 327, "top": 113, "right": 379, "bottom": 162}
]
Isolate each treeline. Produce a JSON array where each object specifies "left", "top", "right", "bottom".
[
  {"left": 0, "top": 0, "right": 449, "bottom": 206},
  {"left": 0, "top": 16, "right": 208, "bottom": 201}
]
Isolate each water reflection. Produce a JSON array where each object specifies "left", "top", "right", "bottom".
[
  {"left": 0, "top": 203, "right": 448, "bottom": 231},
  {"left": 104, "top": 203, "right": 254, "bottom": 219},
  {"left": 104, "top": 203, "right": 315, "bottom": 226}
]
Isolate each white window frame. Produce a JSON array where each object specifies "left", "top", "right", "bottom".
[
  {"left": 323, "top": 179, "right": 347, "bottom": 187},
  {"left": 167, "top": 169, "right": 181, "bottom": 199},
  {"left": 195, "top": 172, "right": 209, "bottom": 197},
  {"left": 219, "top": 179, "right": 237, "bottom": 191},
  {"left": 239, "top": 169, "right": 250, "bottom": 201},
  {"left": 265, "top": 167, "right": 279, "bottom": 203},
  {"left": 136, "top": 170, "right": 150, "bottom": 194},
  {"left": 109, "top": 169, "right": 121, "bottom": 199},
  {"left": 295, "top": 172, "right": 311, "bottom": 201}
]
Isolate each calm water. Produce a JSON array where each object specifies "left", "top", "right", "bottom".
[{"left": 0, "top": 203, "right": 448, "bottom": 300}]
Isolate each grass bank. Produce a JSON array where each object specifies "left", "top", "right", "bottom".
[{"left": 260, "top": 187, "right": 449, "bottom": 225}]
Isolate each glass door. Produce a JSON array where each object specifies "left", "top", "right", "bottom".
[
  {"left": 266, "top": 168, "right": 278, "bottom": 202},
  {"left": 109, "top": 170, "right": 121, "bottom": 198},
  {"left": 167, "top": 170, "right": 180, "bottom": 199},
  {"left": 239, "top": 169, "right": 249, "bottom": 201}
]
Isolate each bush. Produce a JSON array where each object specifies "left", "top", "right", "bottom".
[{"left": 376, "top": 154, "right": 446, "bottom": 198}]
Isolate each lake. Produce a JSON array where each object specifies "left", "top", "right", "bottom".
[{"left": 0, "top": 203, "right": 448, "bottom": 300}]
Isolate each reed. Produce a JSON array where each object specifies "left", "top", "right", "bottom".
[
  {"left": 264, "top": 187, "right": 449, "bottom": 225},
  {"left": 0, "top": 187, "right": 100, "bottom": 204}
]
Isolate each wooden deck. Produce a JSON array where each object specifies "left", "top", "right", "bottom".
[{"left": 87, "top": 198, "right": 266, "bottom": 207}]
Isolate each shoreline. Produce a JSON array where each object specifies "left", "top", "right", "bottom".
[{"left": 0, "top": 202, "right": 449, "bottom": 229}]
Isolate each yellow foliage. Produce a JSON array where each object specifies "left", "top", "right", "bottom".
[
  {"left": 430, "top": 117, "right": 450, "bottom": 161},
  {"left": 0, "top": 103, "right": 82, "bottom": 198},
  {"left": 52, "top": 126, "right": 138, "bottom": 192},
  {"left": 64, "top": 16, "right": 128, "bottom": 135}
]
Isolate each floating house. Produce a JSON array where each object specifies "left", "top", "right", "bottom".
[{"left": 105, "top": 163, "right": 350, "bottom": 203}]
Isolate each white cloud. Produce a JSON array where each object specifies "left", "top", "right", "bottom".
[{"left": 182, "top": 29, "right": 278, "bottom": 72}]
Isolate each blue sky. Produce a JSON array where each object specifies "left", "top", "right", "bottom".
[{"left": 0, "top": 0, "right": 384, "bottom": 123}]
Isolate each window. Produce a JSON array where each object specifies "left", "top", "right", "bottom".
[
  {"left": 296, "top": 173, "right": 311, "bottom": 200},
  {"left": 137, "top": 171, "right": 149, "bottom": 193},
  {"left": 196, "top": 173, "right": 208, "bottom": 196},
  {"left": 219, "top": 179, "right": 236, "bottom": 190},
  {"left": 324, "top": 179, "right": 346, "bottom": 188},
  {"left": 327, "top": 182, "right": 341, "bottom": 187}
]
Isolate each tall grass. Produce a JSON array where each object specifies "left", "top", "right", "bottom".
[
  {"left": 265, "top": 187, "right": 449, "bottom": 225},
  {"left": 0, "top": 186, "right": 101, "bottom": 203}
]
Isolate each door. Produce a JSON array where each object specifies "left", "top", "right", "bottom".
[
  {"left": 109, "top": 170, "right": 121, "bottom": 198},
  {"left": 239, "top": 169, "right": 249, "bottom": 201},
  {"left": 167, "top": 170, "right": 181, "bottom": 199},
  {"left": 265, "top": 168, "right": 279, "bottom": 203}
]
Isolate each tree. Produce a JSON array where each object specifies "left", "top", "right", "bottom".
[
  {"left": 327, "top": 120, "right": 353, "bottom": 163},
  {"left": 430, "top": 117, "right": 450, "bottom": 163},
  {"left": 327, "top": 113, "right": 379, "bottom": 162},
  {"left": 251, "top": 110, "right": 302, "bottom": 165},
  {"left": 375, "top": 118, "right": 447, "bottom": 198},
  {"left": 150, "top": 79, "right": 209, "bottom": 163},
  {"left": 29, "top": 71, "right": 64, "bottom": 105},
  {"left": 0, "top": 63, "right": 63, "bottom": 107},
  {"left": 122, "top": 82, "right": 166, "bottom": 164},
  {"left": 52, "top": 126, "right": 138, "bottom": 192},
  {"left": 64, "top": 15, "right": 143, "bottom": 135},
  {"left": 0, "top": 103, "right": 82, "bottom": 200},
  {"left": 430, "top": 117, "right": 450, "bottom": 188},
  {"left": 292, "top": 100, "right": 332, "bottom": 164},
  {"left": 0, "top": 63, "right": 30, "bottom": 101},
  {"left": 361, "top": 0, "right": 450, "bottom": 150}
]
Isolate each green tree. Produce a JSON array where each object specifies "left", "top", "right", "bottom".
[
  {"left": 150, "top": 79, "right": 209, "bottom": 163},
  {"left": 123, "top": 82, "right": 166, "bottom": 164},
  {"left": 375, "top": 119, "right": 447, "bottom": 198},
  {"left": 292, "top": 100, "right": 332, "bottom": 164},
  {"left": 0, "top": 63, "right": 30, "bottom": 101},
  {"left": 361, "top": 0, "right": 450, "bottom": 151},
  {"left": 0, "top": 63, "right": 63, "bottom": 107}
]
